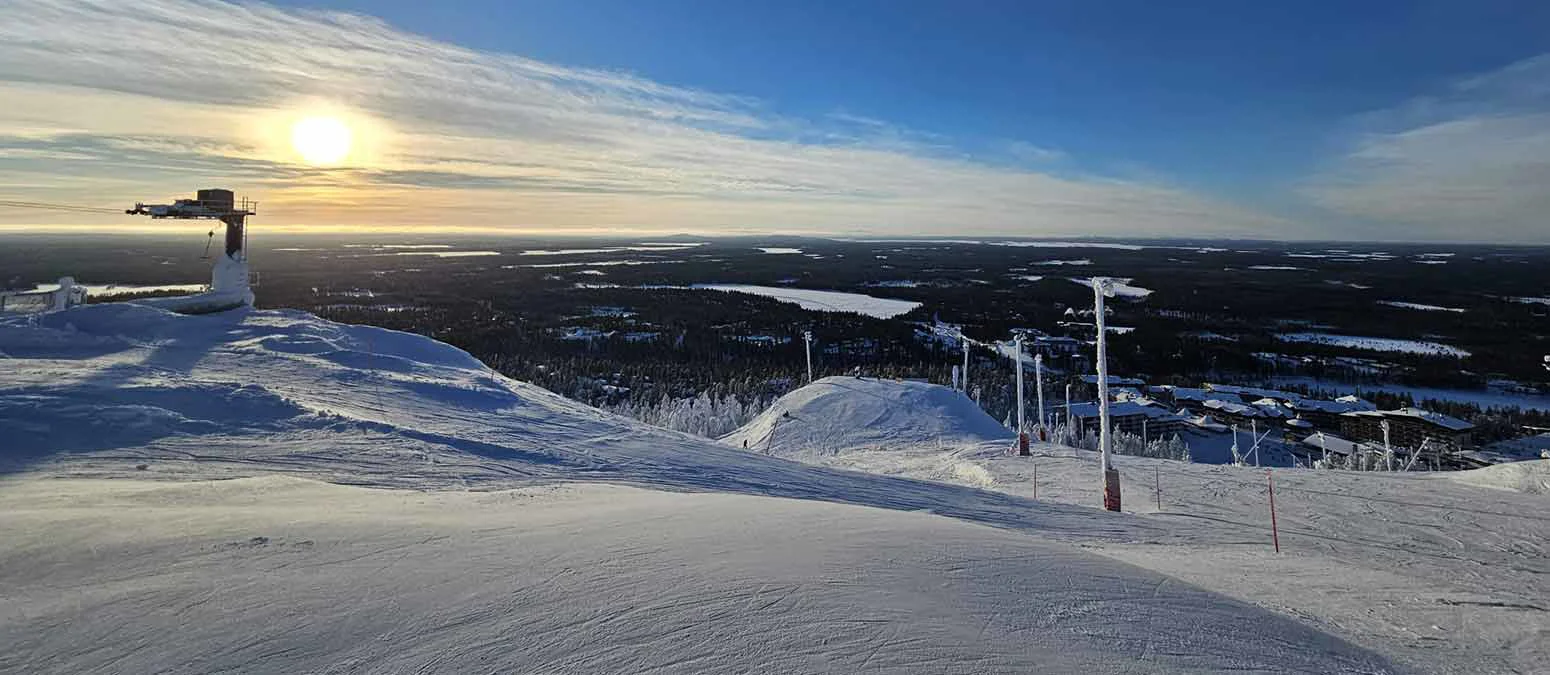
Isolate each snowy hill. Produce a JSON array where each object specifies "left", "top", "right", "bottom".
[
  {"left": 720, "top": 376, "right": 1013, "bottom": 456},
  {"left": 0, "top": 304, "right": 1530, "bottom": 673},
  {"left": 722, "top": 376, "right": 1550, "bottom": 674}
]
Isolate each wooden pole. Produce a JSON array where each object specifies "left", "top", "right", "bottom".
[
  {"left": 1032, "top": 460, "right": 1038, "bottom": 500},
  {"left": 1267, "top": 470, "right": 1280, "bottom": 553},
  {"left": 1155, "top": 466, "right": 1161, "bottom": 512}
]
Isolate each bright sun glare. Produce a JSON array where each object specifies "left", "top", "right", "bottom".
[{"left": 290, "top": 116, "right": 352, "bottom": 165}]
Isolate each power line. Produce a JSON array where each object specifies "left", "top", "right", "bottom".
[{"left": 0, "top": 200, "right": 122, "bottom": 214}]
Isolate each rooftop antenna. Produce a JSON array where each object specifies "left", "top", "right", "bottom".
[{"left": 127, "top": 189, "right": 257, "bottom": 310}]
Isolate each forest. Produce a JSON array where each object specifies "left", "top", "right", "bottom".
[{"left": 5, "top": 232, "right": 1548, "bottom": 445}]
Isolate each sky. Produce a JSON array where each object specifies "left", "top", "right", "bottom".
[{"left": 0, "top": 0, "right": 1547, "bottom": 242}]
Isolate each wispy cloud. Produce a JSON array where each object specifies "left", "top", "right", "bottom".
[
  {"left": 0, "top": 0, "right": 1282, "bottom": 236},
  {"left": 1302, "top": 54, "right": 1550, "bottom": 243}
]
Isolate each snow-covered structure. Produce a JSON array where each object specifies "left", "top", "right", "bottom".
[
  {"left": 720, "top": 376, "right": 1012, "bottom": 455},
  {"left": 122, "top": 188, "right": 256, "bottom": 314},
  {"left": 0, "top": 276, "right": 87, "bottom": 313}
]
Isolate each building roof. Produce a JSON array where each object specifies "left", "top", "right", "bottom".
[
  {"left": 1080, "top": 375, "right": 1146, "bottom": 386},
  {"left": 1341, "top": 407, "right": 1474, "bottom": 431},
  {"left": 1067, "top": 401, "right": 1186, "bottom": 421},
  {"left": 1249, "top": 397, "right": 1292, "bottom": 415},
  {"left": 1204, "top": 383, "right": 1304, "bottom": 403},
  {"left": 1292, "top": 397, "right": 1376, "bottom": 414},
  {"left": 1203, "top": 399, "right": 1265, "bottom": 418},
  {"left": 1299, "top": 432, "right": 1372, "bottom": 457}
]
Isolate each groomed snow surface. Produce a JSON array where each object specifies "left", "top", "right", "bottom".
[
  {"left": 1, "top": 306, "right": 1543, "bottom": 673},
  {"left": 726, "top": 379, "right": 1550, "bottom": 674}
]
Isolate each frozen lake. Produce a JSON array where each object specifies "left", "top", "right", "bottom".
[
  {"left": 1275, "top": 332, "right": 1470, "bottom": 358},
  {"left": 691, "top": 284, "right": 922, "bottom": 318},
  {"left": 391, "top": 251, "right": 500, "bottom": 257},
  {"left": 30, "top": 282, "right": 205, "bottom": 296}
]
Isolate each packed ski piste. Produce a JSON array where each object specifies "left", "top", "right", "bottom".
[{"left": 3, "top": 302, "right": 1545, "bottom": 674}]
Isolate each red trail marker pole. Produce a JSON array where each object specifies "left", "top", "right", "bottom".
[
  {"left": 1032, "top": 461, "right": 1038, "bottom": 500},
  {"left": 1267, "top": 470, "right": 1280, "bottom": 553},
  {"left": 1155, "top": 466, "right": 1161, "bottom": 512}
]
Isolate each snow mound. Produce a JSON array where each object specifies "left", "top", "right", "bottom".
[
  {"left": 1450, "top": 459, "right": 1550, "bottom": 495},
  {"left": 721, "top": 376, "right": 1013, "bottom": 455}
]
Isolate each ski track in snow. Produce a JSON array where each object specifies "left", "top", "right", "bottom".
[{"left": 2, "top": 306, "right": 1542, "bottom": 672}]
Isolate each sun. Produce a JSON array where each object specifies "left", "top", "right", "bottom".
[{"left": 290, "top": 116, "right": 352, "bottom": 165}]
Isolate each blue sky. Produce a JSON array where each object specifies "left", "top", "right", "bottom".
[
  {"left": 281, "top": 0, "right": 1549, "bottom": 184},
  {"left": 2, "top": 0, "right": 1548, "bottom": 241}
]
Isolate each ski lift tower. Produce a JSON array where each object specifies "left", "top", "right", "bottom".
[
  {"left": 1092, "top": 277, "right": 1122, "bottom": 512},
  {"left": 127, "top": 189, "right": 258, "bottom": 309}
]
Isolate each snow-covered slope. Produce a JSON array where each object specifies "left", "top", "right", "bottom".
[
  {"left": 0, "top": 305, "right": 1397, "bottom": 673},
  {"left": 723, "top": 377, "right": 1550, "bottom": 675},
  {"left": 1451, "top": 458, "right": 1550, "bottom": 494},
  {"left": 721, "top": 376, "right": 1013, "bottom": 456}
]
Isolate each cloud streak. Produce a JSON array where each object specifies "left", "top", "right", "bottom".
[
  {"left": 4, "top": 0, "right": 1281, "bottom": 236},
  {"left": 1302, "top": 55, "right": 1550, "bottom": 243}
]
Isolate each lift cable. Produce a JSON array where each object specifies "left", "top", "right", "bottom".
[{"left": 0, "top": 200, "right": 123, "bottom": 215}]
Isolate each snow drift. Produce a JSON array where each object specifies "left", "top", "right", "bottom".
[{"left": 721, "top": 376, "right": 1013, "bottom": 455}]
